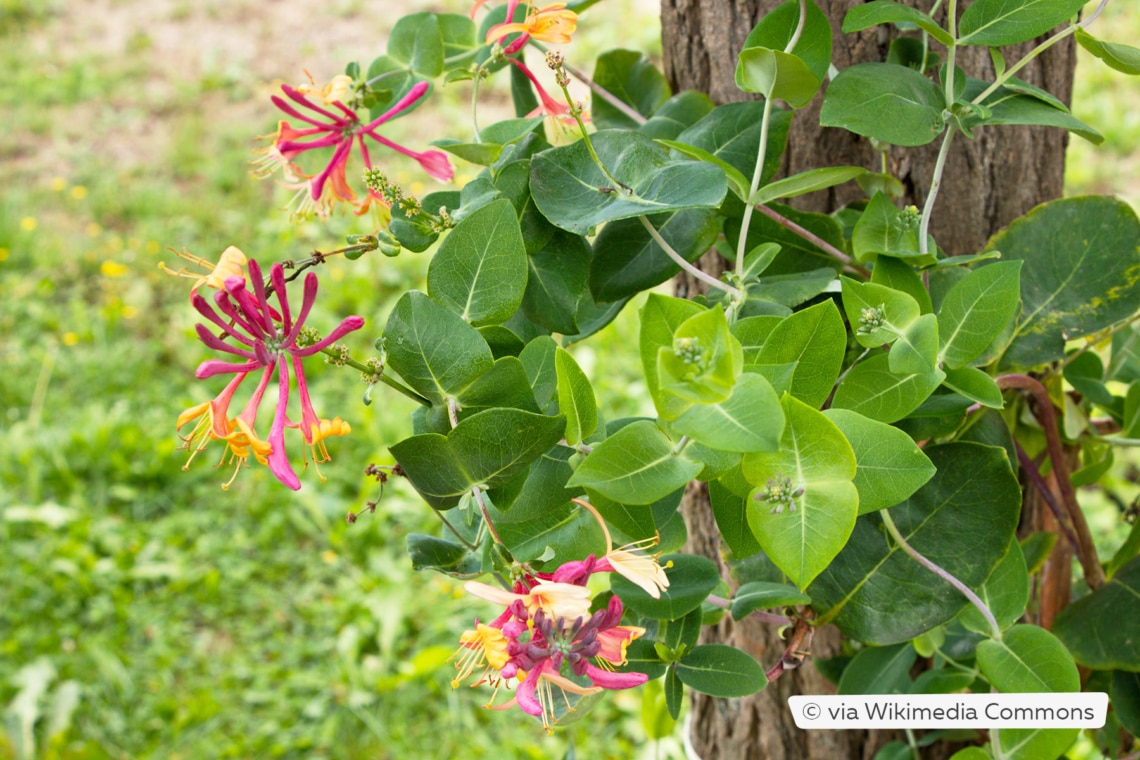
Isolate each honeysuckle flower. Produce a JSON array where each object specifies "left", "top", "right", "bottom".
[
  {"left": 453, "top": 577, "right": 647, "bottom": 730},
  {"left": 463, "top": 579, "right": 592, "bottom": 621},
  {"left": 561, "top": 499, "right": 671, "bottom": 598},
  {"left": 254, "top": 78, "right": 453, "bottom": 218},
  {"left": 507, "top": 58, "right": 588, "bottom": 146},
  {"left": 161, "top": 246, "right": 248, "bottom": 297},
  {"left": 185, "top": 257, "right": 364, "bottom": 490},
  {"left": 486, "top": 2, "right": 578, "bottom": 50}
]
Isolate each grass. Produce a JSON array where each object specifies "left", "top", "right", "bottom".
[{"left": 1, "top": 0, "right": 1137, "bottom": 757}]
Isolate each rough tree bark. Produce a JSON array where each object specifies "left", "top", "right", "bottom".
[{"left": 659, "top": 1, "right": 1078, "bottom": 757}]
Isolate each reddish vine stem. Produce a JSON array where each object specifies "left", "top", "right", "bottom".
[
  {"left": 765, "top": 611, "right": 815, "bottom": 683},
  {"left": 754, "top": 204, "right": 870, "bottom": 277},
  {"left": 997, "top": 374, "right": 1106, "bottom": 589},
  {"left": 1012, "top": 439, "right": 1081, "bottom": 554}
]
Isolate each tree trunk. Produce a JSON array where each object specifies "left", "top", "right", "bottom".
[{"left": 660, "top": 1, "right": 1077, "bottom": 757}]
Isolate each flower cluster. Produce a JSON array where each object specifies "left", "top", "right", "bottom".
[
  {"left": 255, "top": 77, "right": 454, "bottom": 219},
  {"left": 453, "top": 573, "right": 647, "bottom": 731},
  {"left": 177, "top": 253, "right": 363, "bottom": 490}
]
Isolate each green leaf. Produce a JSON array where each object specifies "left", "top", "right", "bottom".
[
  {"left": 1052, "top": 556, "right": 1140, "bottom": 670},
  {"left": 744, "top": 269, "right": 836, "bottom": 312},
  {"left": 738, "top": 0, "right": 833, "bottom": 83},
  {"left": 841, "top": 276, "right": 922, "bottom": 348},
  {"left": 592, "top": 49, "right": 671, "bottom": 130},
  {"left": 664, "top": 666, "right": 683, "bottom": 719},
  {"left": 658, "top": 307, "right": 740, "bottom": 406},
  {"left": 590, "top": 209, "right": 722, "bottom": 302},
  {"left": 842, "top": 1, "right": 954, "bottom": 46},
  {"left": 752, "top": 167, "right": 866, "bottom": 206},
  {"left": 519, "top": 336, "right": 558, "bottom": 411},
  {"left": 937, "top": 261, "right": 1023, "bottom": 368},
  {"left": 555, "top": 348, "right": 597, "bottom": 446},
  {"left": 823, "top": 409, "right": 936, "bottom": 514},
  {"left": 490, "top": 465, "right": 603, "bottom": 563},
  {"left": 611, "top": 553, "right": 721, "bottom": 620},
  {"left": 852, "top": 192, "right": 926, "bottom": 261},
  {"left": 640, "top": 294, "right": 705, "bottom": 420},
  {"left": 977, "top": 624, "right": 1079, "bottom": 693},
  {"left": 390, "top": 409, "right": 566, "bottom": 509},
  {"left": 427, "top": 199, "right": 526, "bottom": 326},
  {"left": 383, "top": 291, "right": 494, "bottom": 405},
  {"left": 889, "top": 313, "right": 939, "bottom": 374},
  {"left": 1113, "top": 670, "right": 1140, "bottom": 737},
  {"left": 757, "top": 300, "right": 847, "bottom": 409},
  {"left": 1076, "top": 29, "right": 1140, "bottom": 75},
  {"left": 1019, "top": 531, "right": 1058, "bottom": 576},
  {"left": 736, "top": 47, "right": 821, "bottom": 108},
  {"left": 959, "top": 538, "right": 1029, "bottom": 634},
  {"left": 958, "top": 0, "right": 1086, "bottom": 47},
  {"left": 709, "top": 476, "right": 762, "bottom": 558},
  {"left": 1107, "top": 519, "right": 1140, "bottom": 579},
  {"left": 452, "top": 357, "right": 541, "bottom": 419},
  {"left": 871, "top": 255, "right": 933, "bottom": 314},
  {"left": 657, "top": 139, "right": 752, "bottom": 200},
  {"left": 810, "top": 443, "right": 1022, "bottom": 644},
  {"left": 406, "top": 533, "right": 480, "bottom": 577},
  {"left": 996, "top": 728, "right": 1079, "bottom": 760},
  {"left": 567, "top": 421, "right": 702, "bottom": 505},
  {"left": 949, "top": 748, "right": 994, "bottom": 760},
  {"left": 967, "top": 83, "right": 1104, "bottom": 144},
  {"left": 673, "top": 374, "right": 785, "bottom": 453},
  {"left": 640, "top": 91, "right": 716, "bottom": 140},
  {"left": 530, "top": 131, "right": 727, "bottom": 236},
  {"left": 837, "top": 643, "right": 916, "bottom": 695},
  {"left": 997, "top": 197, "right": 1140, "bottom": 368},
  {"left": 675, "top": 644, "right": 768, "bottom": 698},
  {"left": 387, "top": 12, "right": 444, "bottom": 77},
  {"left": 523, "top": 229, "right": 590, "bottom": 335},
  {"left": 943, "top": 366, "right": 1004, "bottom": 408},
  {"left": 832, "top": 354, "right": 946, "bottom": 423},
  {"left": 731, "top": 582, "right": 810, "bottom": 619},
  {"left": 674, "top": 101, "right": 792, "bottom": 190},
  {"left": 743, "top": 395, "right": 858, "bottom": 589},
  {"left": 438, "top": 12, "right": 478, "bottom": 63},
  {"left": 821, "top": 63, "right": 946, "bottom": 147}
]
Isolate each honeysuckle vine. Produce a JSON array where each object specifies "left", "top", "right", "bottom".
[{"left": 167, "top": 0, "right": 1140, "bottom": 749}]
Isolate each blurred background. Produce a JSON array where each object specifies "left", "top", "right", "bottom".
[{"left": 0, "top": 0, "right": 1135, "bottom": 757}]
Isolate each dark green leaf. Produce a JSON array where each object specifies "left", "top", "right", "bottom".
[
  {"left": 810, "top": 443, "right": 1021, "bottom": 644},
  {"left": 383, "top": 291, "right": 494, "bottom": 404},
  {"left": 428, "top": 199, "right": 527, "bottom": 326},
  {"left": 958, "top": 0, "right": 1086, "bottom": 47},
  {"left": 837, "top": 643, "right": 916, "bottom": 695},
  {"left": 752, "top": 167, "right": 866, "bottom": 206},
  {"left": 871, "top": 256, "right": 934, "bottom": 314},
  {"left": 709, "top": 477, "right": 762, "bottom": 558},
  {"left": 731, "top": 582, "right": 810, "bottom": 619},
  {"left": 1076, "top": 29, "right": 1140, "bottom": 75},
  {"left": 841, "top": 276, "right": 921, "bottom": 348},
  {"left": 968, "top": 83, "right": 1104, "bottom": 144},
  {"left": 996, "top": 197, "right": 1140, "bottom": 368},
  {"left": 736, "top": 47, "right": 821, "bottom": 107},
  {"left": 640, "top": 91, "right": 716, "bottom": 140},
  {"left": 406, "top": 533, "right": 480, "bottom": 577},
  {"left": 555, "top": 348, "right": 597, "bottom": 445},
  {"left": 888, "top": 313, "right": 939, "bottom": 374},
  {"left": 842, "top": 1, "right": 953, "bottom": 46},
  {"left": 530, "top": 131, "right": 727, "bottom": 236},
  {"left": 821, "top": 63, "right": 946, "bottom": 147},
  {"left": 391, "top": 408, "right": 566, "bottom": 509},
  {"left": 674, "top": 102, "right": 792, "bottom": 188},
  {"left": 1052, "top": 556, "right": 1140, "bottom": 670},
  {"left": 738, "top": 0, "right": 833, "bottom": 83},
  {"left": 959, "top": 538, "right": 1029, "bottom": 634},
  {"left": 523, "top": 230, "right": 590, "bottom": 335},
  {"left": 943, "top": 366, "right": 1004, "bottom": 408},
  {"left": 592, "top": 49, "right": 671, "bottom": 130},
  {"left": 675, "top": 644, "right": 768, "bottom": 698},
  {"left": 387, "top": 12, "right": 444, "bottom": 77},
  {"left": 590, "top": 209, "right": 722, "bottom": 302},
  {"left": 664, "top": 666, "right": 683, "bottom": 719},
  {"left": 1113, "top": 670, "right": 1140, "bottom": 737},
  {"left": 852, "top": 192, "right": 926, "bottom": 261}
]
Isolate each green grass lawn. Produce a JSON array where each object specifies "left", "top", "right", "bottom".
[{"left": 1, "top": 0, "right": 1137, "bottom": 757}]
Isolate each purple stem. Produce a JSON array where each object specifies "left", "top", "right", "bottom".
[{"left": 1013, "top": 439, "right": 1081, "bottom": 554}]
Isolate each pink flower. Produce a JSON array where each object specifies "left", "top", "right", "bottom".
[
  {"left": 186, "top": 258, "right": 363, "bottom": 489},
  {"left": 255, "top": 78, "right": 453, "bottom": 217}
]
